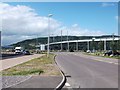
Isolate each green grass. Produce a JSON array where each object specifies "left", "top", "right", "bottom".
[
  {"left": 3, "top": 69, "right": 43, "bottom": 75},
  {"left": 1, "top": 54, "right": 60, "bottom": 76}
]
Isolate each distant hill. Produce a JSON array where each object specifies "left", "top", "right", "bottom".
[{"left": 9, "top": 35, "right": 118, "bottom": 49}]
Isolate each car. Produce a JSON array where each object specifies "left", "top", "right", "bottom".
[
  {"left": 104, "top": 50, "right": 112, "bottom": 56},
  {"left": 23, "top": 50, "right": 30, "bottom": 55},
  {"left": 70, "top": 49, "right": 74, "bottom": 52},
  {"left": 15, "top": 47, "right": 24, "bottom": 54},
  {"left": 104, "top": 50, "right": 120, "bottom": 56},
  {"left": 113, "top": 51, "right": 120, "bottom": 56},
  {"left": 86, "top": 50, "right": 91, "bottom": 53}
]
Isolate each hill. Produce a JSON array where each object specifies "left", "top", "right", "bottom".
[{"left": 9, "top": 35, "right": 118, "bottom": 49}]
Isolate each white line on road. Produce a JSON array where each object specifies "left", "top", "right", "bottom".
[
  {"left": 65, "top": 82, "right": 74, "bottom": 90},
  {"left": 65, "top": 82, "right": 71, "bottom": 87}
]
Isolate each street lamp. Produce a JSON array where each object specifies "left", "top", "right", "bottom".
[{"left": 47, "top": 14, "right": 53, "bottom": 57}]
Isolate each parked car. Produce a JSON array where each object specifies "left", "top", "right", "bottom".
[
  {"left": 23, "top": 50, "right": 30, "bottom": 55},
  {"left": 70, "top": 49, "right": 74, "bottom": 52},
  {"left": 113, "top": 51, "right": 120, "bottom": 56},
  {"left": 104, "top": 50, "right": 120, "bottom": 56},
  {"left": 104, "top": 50, "right": 112, "bottom": 56},
  {"left": 86, "top": 50, "right": 91, "bottom": 53}
]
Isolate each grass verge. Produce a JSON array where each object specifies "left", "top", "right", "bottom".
[
  {"left": 1, "top": 54, "right": 61, "bottom": 76},
  {"left": 84, "top": 52, "right": 120, "bottom": 59}
]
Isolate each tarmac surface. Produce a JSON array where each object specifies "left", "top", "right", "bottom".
[
  {"left": 2, "top": 54, "right": 24, "bottom": 60},
  {"left": 55, "top": 52, "right": 118, "bottom": 89}
]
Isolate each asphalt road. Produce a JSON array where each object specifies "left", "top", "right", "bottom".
[
  {"left": 55, "top": 52, "right": 118, "bottom": 89},
  {"left": 2, "top": 54, "right": 24, "bottom": 60}
]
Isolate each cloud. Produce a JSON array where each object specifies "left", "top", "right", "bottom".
[
  {"left": 54, "top": 24, "right": 104, "bottom": 36},
  {"left": 101, "top": 3, "right": 115, "bottom": 7},
  {"left": 1, "top": 2, "right": 105, "bottom": 45},
  {"left": 1, "top": 2, "right": 61, "bottom": 45}
]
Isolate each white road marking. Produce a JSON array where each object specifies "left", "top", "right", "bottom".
[
  {"left": 65, "top": 82, "right": 74, "bottom": 90},
  {"left": 65, "top": 82, "right": 71, "bottom": 87}
]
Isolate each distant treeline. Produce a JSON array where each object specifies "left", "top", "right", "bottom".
[{"left": 7, "top": 35, "right": 119, "bottom": 50}]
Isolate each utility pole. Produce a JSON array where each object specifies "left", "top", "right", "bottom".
[
  {"left": 51, "top": 34, "right": 54, "bottom": 43},
  {"left": 104, "top": 39, "right": 106, "bottom": 51},
  {"left": 76, "top": 40, "right": 78, "bottom": 51},
  {"left": 61, "top": 30, "right": 63, "bottom": 51},
  {"left": 92, "top": 37, "right": 95, "bottom": 53},
  {"left": 112, "top": 33, "right": 115, "bottom": 41},
  {"left": 87, "top": 41, "right": 89, "bottom": 51},
  {"left": 67, "top": 31, "right": 69, "bottom": 52},
  {"left": 36, "top": 35, "right": 38, "bottom": 53}
]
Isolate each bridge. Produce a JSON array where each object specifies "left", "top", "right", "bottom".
[{"left": 38, "top": 37, "right": 120, "bottom": 51}]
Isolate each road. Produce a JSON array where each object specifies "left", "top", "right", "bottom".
[
  {"left": 2, "top": 54, "right": 24, "bottom": 60},
  {"left": 55, "top": 52, "right": 118, "bottom": 89}
]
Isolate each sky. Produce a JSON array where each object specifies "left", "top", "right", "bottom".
[{"left": 0, "top": 2, "right": 118, "bottom": 45}]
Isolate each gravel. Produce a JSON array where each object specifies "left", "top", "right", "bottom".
[{"left": 1, "top": 76, "right": 31, "bottom": 88}]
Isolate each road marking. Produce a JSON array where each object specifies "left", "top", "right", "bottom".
[
  {"left": 65, "top": 82, "right": 71, "bottom": 87},
  {"left": 65, "top": 82, "right": 74, "bottom": 90}
]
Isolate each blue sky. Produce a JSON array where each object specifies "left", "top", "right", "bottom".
[
  {"left": 1, "top": 2, "right": 118, "bottom": 45},
  {"left": 8, "top": 2, "right": 118, "bottom": 34}
]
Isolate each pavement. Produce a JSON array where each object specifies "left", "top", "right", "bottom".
[
  {"left": 8, "top": 76, "right": 62, "bottom": 89},
  {"left": 55, "top": 52, "right": 118, "bottom": 89},
  {"left": 0, "top": 54, "right": 44, "bottom": 71},
  {"left": 3, "top": 76, "right": 62, "bottom": 90}
]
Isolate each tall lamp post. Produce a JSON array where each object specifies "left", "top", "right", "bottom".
[{"left": 47, "top": 14, "right": 53, "bottom": 57}]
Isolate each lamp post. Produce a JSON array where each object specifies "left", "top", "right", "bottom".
[{"left": 47, "top": 14, "right": 53, "bottom": 57}]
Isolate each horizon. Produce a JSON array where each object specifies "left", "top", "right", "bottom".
[
  {"left": 2, "top": 34, "right": 119, "bottom": 47},
  {"left": 1, "top": 2, "right": 118, "bottom": 45}
]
